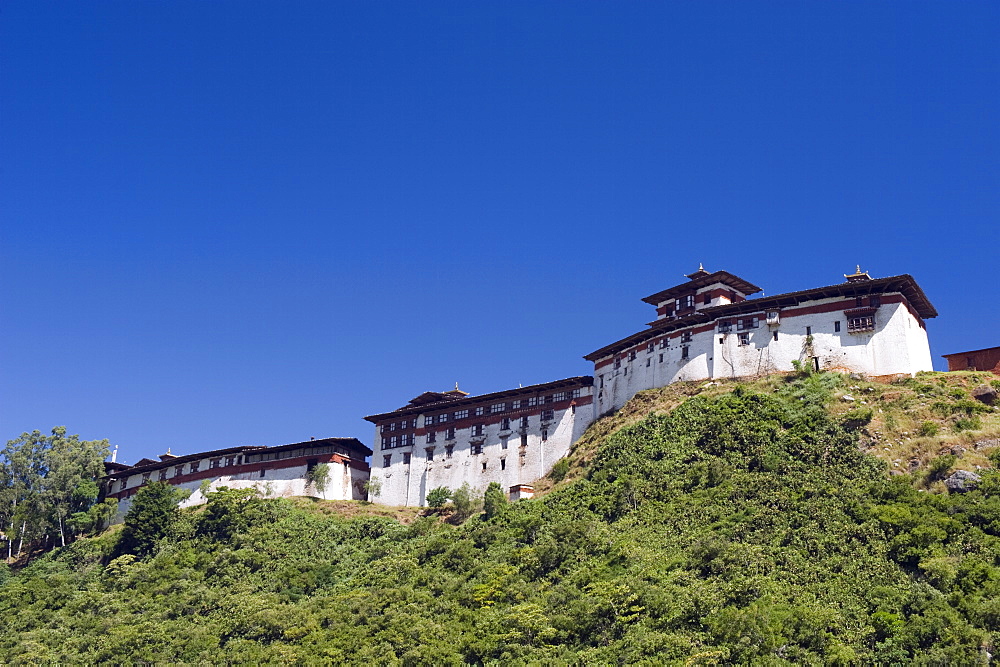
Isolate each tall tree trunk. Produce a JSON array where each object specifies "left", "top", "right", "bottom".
[
  {"left": 15, "top": 520, "right": 25, "bottom": 558},
  {"left": 59, "top": 516, "right": 65, "bottom": 547}
]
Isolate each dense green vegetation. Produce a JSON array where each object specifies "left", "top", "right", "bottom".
[
  {"left": 1, "top": 428, "right": 113, "bottom": 559},
  {"left": 3, "top": 373, "right": 1000, "bottom": 663}
]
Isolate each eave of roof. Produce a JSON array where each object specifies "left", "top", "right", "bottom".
[
  {"left": 104, "top": 437, "right": 371, "bottom": 478},
  {"left": 586, "top": 274, "right": 937, "bottom": 361},
  {"left": 364, "top": 376, "right": 594, "bottom": 423},
  {"left": 942, "top": 346, "right": 1000, "bottom": 358},
  {"left": 641, "top": 270, "right": 763, "bottom": 305}
]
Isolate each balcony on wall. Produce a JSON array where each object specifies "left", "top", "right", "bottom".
[{"left": 844, "top": 307, "right": 876, "bottom": 333}]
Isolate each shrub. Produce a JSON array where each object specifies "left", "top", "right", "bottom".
[
  {"left": 841, "top": 407, "right": 873, "bottom": 431},
  {"left": 425, "top": 486, "right": 451, "bottom": 509},
  {"left": 550, "top": 458, "right": 571, "bottom": 482},
  {"left": 918, "top": 421, "right": 939, "bottom": 437},
  {"left": 954, "top": 416, "right": 982, "bottom": 432},
  {"left": 928, "top": 454, "right": 957, "bottom": 481}
]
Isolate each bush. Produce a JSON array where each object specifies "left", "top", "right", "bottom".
[
  {"left": 550, "top": 458, "right": 571, "bottom": 482},
  {"left": 425, "top": 486, "right": 451, "bottom": 509},
  {"left": 928, "top": 454, "right": 957, "bottom": 481},
  {"left": 954, "top": 416, "right": 982, "bottom": 432},
  {"left": 918, "top": 421, "right": 939, "bottom": 437}
]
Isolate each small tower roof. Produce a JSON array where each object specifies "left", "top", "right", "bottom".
[
  {"left": 641, "top": 267, "right": 761, "bottom": 305},
  {"left": 844, "top": 265, "right": 872, "bottom": 282}
]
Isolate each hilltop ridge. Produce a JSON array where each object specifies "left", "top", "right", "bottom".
[{"left": 2, "top": 370, "right": 1000, "bottom": 663}]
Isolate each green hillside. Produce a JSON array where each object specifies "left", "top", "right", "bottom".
[{"left": 3, "top": 371, "right": 1000, "bottom": 664}]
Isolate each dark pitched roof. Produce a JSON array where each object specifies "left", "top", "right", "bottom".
[
  {"left": 364, "top": 376, "right": 594, "bottom": 423},
  {"left": 942, "top": 346, "right": 1000, "bottom": 359},
  {"left": 585, "top": 274, "right": 937, "bottom": 361},
  {"left": 103, "top": 437, "right": 370, "bottom": 478},
  {"left": 641, "top": 270, "right": 762, "bottom": 305}
]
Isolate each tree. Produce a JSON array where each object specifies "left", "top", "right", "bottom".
[
  {"left": 449, "top": 483, "right": 482, "bottom": 524},
  {"left": 363, "top": 476, "right": 382, "bottom": 502},
  {"left": 116, "top": 482, "right": 182, "bottom": 558},
  {"left": 425, "top": 486, "right": 451, "bottom": 509},
  {"left": 0, "top": 427, "right": 110, "bottom": 557},
  {"left": 305, "top": 463, "right": 330, "bottom": 496},
  {"left": 483, "top": 482, "right": 508, "bottom": 520}
]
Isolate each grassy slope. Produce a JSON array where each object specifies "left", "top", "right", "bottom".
[{"left": 2, "top": 371, "right": 1000, "bottom": 664}]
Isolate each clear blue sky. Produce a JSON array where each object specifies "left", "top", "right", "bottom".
[{"left": 3, "top": 2, "right": 997, "bottom": 464}]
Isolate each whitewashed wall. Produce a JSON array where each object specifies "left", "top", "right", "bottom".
[
  {"left": 111, "top": 456, "right": 368, "bottom": 520},
  {"left": 595, "top": 297, "right": 932, "bottom": 415},
  {"left": 372, "top": 391, "right": 593, "bottom": 507}
]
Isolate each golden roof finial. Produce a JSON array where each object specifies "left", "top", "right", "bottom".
[
  {"left": 166, "top": 447, "right": 171, "bottom": 455},
  {"left": 455, "top": 382, "right": 460, "bottom": 391},
  {"left": 698, "top": 262, "right": 704, "bottom": 271},
  {"left": 844, "top": 265, "right": 871, "bottom": 282}
]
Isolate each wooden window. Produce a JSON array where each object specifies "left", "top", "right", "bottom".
[
  {"left": 681, "top": 346, "right": 690, "bottom": 359},
  {"left": 870, "top": 295, "right": 881, "bottom": 307},
  {"left": 541, "top": 429, "right": 548, "bottom": 442},
  {"left": 157, "top": 470, "right": 166, "bottom": 481},
  {"left": 445, "top": 445, "right": 454, "bottom": 459},
  {"left": 383, "top": 454, "right": 391, "bottom": 467},
  {"left": 520, "top": 415, "right": 529, "bottom": 429},
  {"left": 424, "top": 447, "right": 434, "bottom": 461},
  {"left": 471, "top": 424, "right": 484, "bottom": 437},
  {"left": 647, "top": 342, "right": 655, "bottom": 353},
  {"left": 426, "top": 431, "right": 436, "bottom": 444},
  {"left": 541, "top": 409, "right": 554, "bottom": 421},
  {"left": 454, "top": 409, "right": 469, "bottom": 420},
  {"left": 572, "top": 388, "right": 581, "bottom": 398},
  {"left": 847, "top": 315, "right": 875, "bottom": 332},
  {"left": 424, "top": 416, "right": 433, "bottom": 426},
  {"left": 500, "top": 417, "right": 511, "bottom": 430},
  {"left": 703, "top": 293, "right": 712, "bottom": 305},
  {"left": 527, "top": 397, "right": 538, "bottom": 407},
  {"left": 628, "top": 350, "right": 636, "bottom": 361},
  {"left": 475, "top": 406, "right": 485, "bottom": 416},
  {"left": 174, "top": 465, "right": 184, "bottom": 477},
  {"left": 681, "top": 332, "right": 692, "bottom": 343},
  {"left": 471, "top": 443, "right": 483, "bottom": 455},
  {"left": 738, "top": 333, "right": 750, "bottom": 346},
  {"left": 402, "top": 453, "right": 411, "bottom": 464},
  {"left": 718, "top": 320, "right": 732, "bottom": 333},
  {"left": 446, "top": 427, "right": 456, "bottom": 440},
  {"left": 500, "top": 458, "right": 506, "bottom": 470},
  {"left": 834, "top": 321, "right": 841, "bottom": 332},
  {"left": 189, "top": 461, "right": 199, "bottom": 473},
  {"left": 438, "top": 412, "right": 447, "bottom": 423}
]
